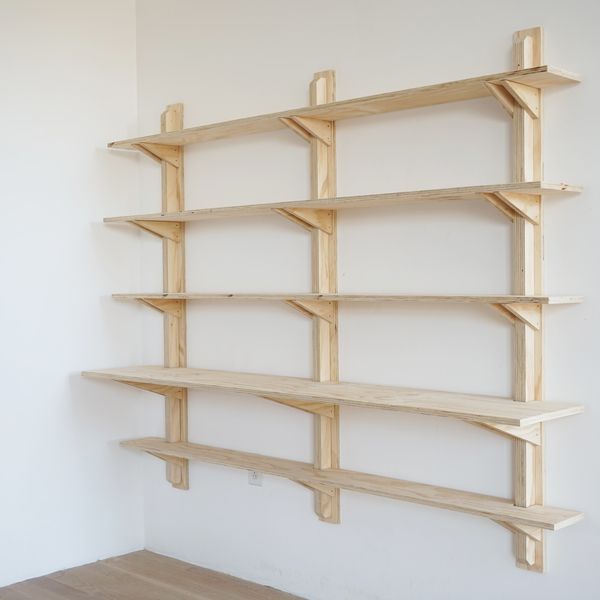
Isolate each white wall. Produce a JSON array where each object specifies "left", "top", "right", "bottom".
[
  {"left": 0, "top": 0, "right": 146, "bottom": 587},
  {"left": 132, "top": 1, "right": 599, "bottom": 598}
]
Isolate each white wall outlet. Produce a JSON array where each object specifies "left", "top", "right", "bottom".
[{"left": 248, "top": 471, "right": 263, "bottom": 486}]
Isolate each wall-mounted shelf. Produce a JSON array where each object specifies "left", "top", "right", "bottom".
[
  {"left": 122, "top": 437, "right": 583, "bottom": 531},
  {"left": 82, "top": 366, "right": 583, "bottom": 427},
  {"left": 84, "top": 27, "right": 583, "bottom": 572},
  {"left": 108, "top": 65, "right": 578, "bottom": 148},
  {"left": 104, "top": 181, "right": 579, "bottom": 226},
  {"left": 114, "top": 292, "right": 580, "bottom": 332},
  {"left": 113, "top": 293, "right": 582, "bottom": 304}
]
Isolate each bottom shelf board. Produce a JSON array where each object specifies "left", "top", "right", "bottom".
[
  {"left": 123, "top": 437, "right": 583, "bottom": 531},
  {"left": 82, "top": 366, "right": 584, "bottom": 427}
]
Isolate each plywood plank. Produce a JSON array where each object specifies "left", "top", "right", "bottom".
[
  {"left": 121, "top": 438, "right": 583, "bottom": 531},
  {"left": 108, "top": 66, "right": 579, "bottom": 148},
  {"left": 309, "top": 70, "right": 340, "bottom": 523},
  {"left": 113, "top": 293, "right": 582, "bottom": 305},
  {"left": 104, "top": 181, "right": 580, "bottom": 224},
  {"left": 512, "top": 27, "right": 546, "bottom": 572},
  {"left": 161, "top": 104, "right": 189, "bottom": 489},
  {"left": 82, "top": 366, "right": 583, "bottom": 426}
]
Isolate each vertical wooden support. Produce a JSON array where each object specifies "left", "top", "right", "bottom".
[
  {"left": 161, "top": 104, "right": 189, "bottom": 489},
  {"left": 310, "top": 71, "right": 340, "bottom": 523},
  {"left": 512, "top": 28, "right": 544, "bottom": 571}
]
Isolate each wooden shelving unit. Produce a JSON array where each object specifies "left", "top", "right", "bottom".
[{"left": 85, "top": 27, "right": 583, "bottom": 571}]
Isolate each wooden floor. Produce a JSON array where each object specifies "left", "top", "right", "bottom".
[{"left": 0, "top": 551, "right": 304, "bottom": 600}]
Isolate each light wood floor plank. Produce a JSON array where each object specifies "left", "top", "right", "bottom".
[
  {"left": 49, "top": 562, "right": 199, "bottom": 600},
  {"left": 0, "top": 586, "right": 33, "bottom": 599},
  {"left": 105, "top": 551, "right": 302, "bottom": 600},
  {"left": 0, "top": 551, "right": 304, "bottom": 600},
  {"left": 10, "top": 576, "right": 93, "bottom": 600}
]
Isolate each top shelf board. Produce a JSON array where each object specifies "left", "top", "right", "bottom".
[
  {"left": 105, "top": 181, "right": 580, "bottom": 224},
  {"left": 108, "top": 66, "right": 579, "bottom": 148}
]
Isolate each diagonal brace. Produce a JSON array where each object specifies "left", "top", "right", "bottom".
[
  {"left": 485, "top": 79, "right": 540, "bottom": 120},
  {"left": 274, "top": 208, "right": 334, "bottom": 234},
  {"left": 502, "top": 80, "right": 540, "bottom": 119},
  {"left": 285, "top": 299, "right": 336, "bottom": 323},
  {"left": 491, "top": 303, "right": 542, "bottom": 330},
  {"left": 296, "top": 480, "right": 337, "bottom": 496},
  {"left": 481, "top": 192, "right": 540, "bottom": 224},
  {"left": 474, "top": 422, "right": 541, "bottom": 445},
  {"left": 280, "top": 116, "right": 333, "bottom": 145},
  {"left": 134, "top": 143, "right": 182, "bottom": 167},
  {"left": 496, "top": 192, "right": 540, "bottom": 225},
  {"left": 119, "top": 380, "right": 185, "bottom": 399},
  {"left": 261, "top": 394, "right": 336, "bottom": 417},
  {"left": 484, "top": 82, "right": 515, "bottom": 117},
  {"left": 138, "top": 298, "right": 184, "bottom": 317},
  {"left": 131, "top": 220, "right": 182, "bottom": 241},
  {"left": 494, "top": 519, "right": 543, "bottom": 542}
]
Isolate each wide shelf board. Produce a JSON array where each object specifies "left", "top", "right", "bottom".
[
  {"left": 105, "top": 181, "right": 580, "bottom": 224},
  {"left": 82, "top": 366, "right": 583, "bottom": 426},
  {"left": 109, "top": 65, "right": 579, "bottom": 148},
  {"left": 114, "top": 293, "right": 582, "bottom": 305},
  {"left": 122, "top": 437, "right": 583, "bottom": 530}
]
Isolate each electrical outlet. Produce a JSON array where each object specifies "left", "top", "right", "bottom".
[{"left": 248, "top": 470, "right": 263, "bottom": 486}]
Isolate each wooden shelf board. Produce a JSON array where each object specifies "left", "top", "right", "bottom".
[
  {"left": 82, "top": 366, "right": 583, "bottom": 426},
  {"left": 113, "top": 293, "right": 582, "bottom": 305},
  {"left": 104, "top": 181, "right": 580, "bottom": 224},
  {"left": 122, "top": 437, "right": 583, "bottom": 531},
  {"left": 108, "top": 66, "right": 579, "bottom": 148}
]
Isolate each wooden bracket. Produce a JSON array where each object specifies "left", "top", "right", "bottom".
[
  {"left": 274, "top": 208, "right": 334, "bottom": 234},
  {"left": 484, "top": 82, "right": 515, "bottom": 117},
  {"left": 474, "top": 422, "right": 541, "bottom": 445},
  {"left": 280, "top": 116, "right": 333, "bottom": 145},
  {"left": 485, "top": 80, "right": 540, "bottom": 120},
  {"left": 119, "top": 380, "right": 186, "bottom": 399},
  {"left": 494, "top": 520, "right": 543, "bottom": 542},
  {"left": 131, "top": 220, "right": 182, "bottom": 241},
  {"left": 481, "top": 192, "right": 518, "bottom": 221},
  {"left": 481, "top": 192, "right": 540, "bottom": 224},
  {"left": 134, "top": 142, "right": 182, "bottom": 167},
  {"left": 296, "top": 480, "right": 337, "bottom": 496},
  {"left": 498, "top": 192, "right": 540, "bottom": 224},
  {"left": 502, "top": 80, "right": 540, "bottom": 119},
  {"left": 285, "top": 299, "right": 336, "bottom": 323},
  {"left": 261, "top": 395, "right": 336, "bottom": 418},
  {"left": 138, "top": 298, "right": 184, "bottom": 318},
  {"left": 491, "top": 303, "right": 542, "bottom": 330},
  {"left": 146, "top": 452, "right": 188, "bottom": 488}
]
